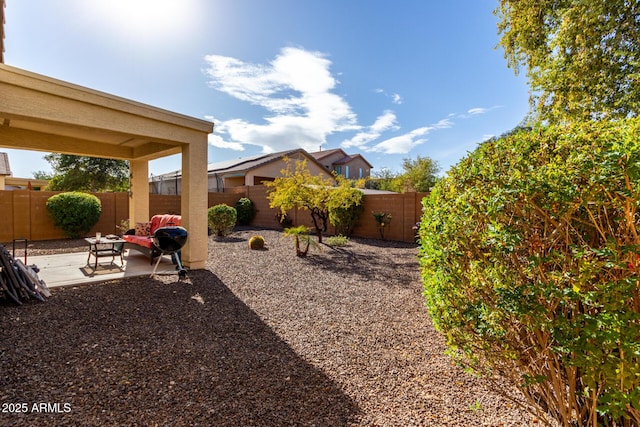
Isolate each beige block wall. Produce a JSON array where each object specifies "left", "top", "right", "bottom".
[
  {"left": 0, "top": 191, "right": 14, "bottom": 241},
  {"left": 0, "top": 188, "right": 427, "bottom": 244}
]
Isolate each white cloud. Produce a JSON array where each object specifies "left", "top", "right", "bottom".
[
  {"left": 369, "top": 127, "right": 431, "bottom": 154},
  {"left": 208, "top": 133, "right": 244, "bottom": 151},
  {"left": 342, "top": 110, "right": 399, "bottom": 149},
  {"left": 355, "top": 115, "right": 456, "bottom": 155},
  {"left": 203, "top": 48, "right": 502, "bottom": 159},
  {"left": 342, "top": 113, "right": 458, "bottom": 155},
  {"left": 467, "top": 107, "right": 488, "bottom": 115},
  {"left": 433, "top": 118, "right": 454, "bottom": 129},
  {"left": 371, "top": 111, "right": 399, "bottom": 132},
  {"left": 374, "top": 88, "right": 403, "bottom": 105},
  {"left": 457, "top": 106, "right": 501, "bottom": 119},
  {"left": 203, "top": 47, "right": 358, "bottom": 153}
]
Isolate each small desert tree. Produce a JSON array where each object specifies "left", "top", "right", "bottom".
[
  {"left": 266, "top": 159, "right": 365, "bottom": 243},
  {"left": 265, "top": 158, "right": 334, "bottom": 243}
]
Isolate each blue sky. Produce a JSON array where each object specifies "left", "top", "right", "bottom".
[{"left": 3, "top": 0, "right": 530, "bottom": 179}]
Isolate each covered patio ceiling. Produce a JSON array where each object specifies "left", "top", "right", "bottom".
[
  {"left": 0, "top": 63, "right": 212, "bottom": 162},
  {"left": 0, "top": 63, "right": 214, "bottom": 269}
]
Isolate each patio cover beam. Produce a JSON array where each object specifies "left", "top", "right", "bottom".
[{"left": 0, "top": 63, "right": 213, "bottom": 269}]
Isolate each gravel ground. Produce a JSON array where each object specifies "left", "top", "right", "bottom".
[{"left": 0, "top": 228, "right": 539, "bottom": 426}]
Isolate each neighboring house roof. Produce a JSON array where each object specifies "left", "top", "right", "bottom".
[
  {"left": 0, "top": 152, "right": 11, "bottom": 175},
  {"left": 308, "top": 148, "right": 374, "bottom": 169},
  {"left": 208, "top": 148, "right": 318, "bottom": 175},
  {"left": 154, "top": 148, "right": 332, "bottom": 179},
  {"left": 309, "top": 148, "right": 345, "bottom": 161},
  {"left": 333, "top": 153, "right": 373, "bottom": 168}
]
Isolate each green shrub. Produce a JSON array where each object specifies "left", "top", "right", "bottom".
[
  {"left": 46, "top": 192, "right": 102, "bottom": 238},
  {"left": 208, "top": 204, "right": 237, "bottom": 237},
  {"left": 419, "top": 119, "right": 640, "bottom": 426},
  {"left": 326, "top": 235, "right": 350, "bottom": 247},
  {"left": 235, "top": 197, "right": 256, "bottom": 226},
  {"left": 329, "top": 188, "right": 364, "bottom": 237},
  {"left": 248, "top": 235, "right": 265, "bottom": 250}
]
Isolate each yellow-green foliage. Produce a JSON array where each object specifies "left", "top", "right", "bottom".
[
  {"left": 419, "top": 119, "right": 640, "bottom": 426},
  {"left": 326, "top": 235, "right": 349, "bottom": 247},
  {"left": 207, "top": 204, "right": 236, "bottom": 237},
  {"left": 265, "top": 158, "right": 364, "bottom": 242},
  {"left": 248, "top": 235, "right": 265, "bottom": 250}
]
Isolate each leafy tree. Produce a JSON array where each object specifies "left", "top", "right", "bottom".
[
  {"left": 266, "top": 158, "right": 364, "bottom": 243},
  {"left": 496, "top": 0, "right": 640, "bottom": 123},
  {"left": 419, "top": 119, "right": 640, "bottom": 426},
  {"left": 366, "top": 157, "right": 440, "bottom": 193},
  {"left": 397, "top": 156, "right": 440, "bottom": 192},
  {"left": 32, "top": 171, "right": 53, "bottom": 180},
  {"left": 44, "top": 154, "right": 129, "bottom": 192},
  {"left": 266, "top": 158, "right": 333, "bottom": 242},
  {"left": 366, "top": 167, "right": 400, "bottom": 191}
]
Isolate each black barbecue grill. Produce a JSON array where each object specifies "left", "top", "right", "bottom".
[{"left": 151, "top": 225, "right": 188, "bottom": 278}]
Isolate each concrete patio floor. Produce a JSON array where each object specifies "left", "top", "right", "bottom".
[{"left": 29, "top": 250, "right": 182, "bottom": 288}]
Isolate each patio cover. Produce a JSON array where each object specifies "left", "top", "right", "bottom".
[{"left": 0, "top": 63, "right": 214, "bottom": 269}]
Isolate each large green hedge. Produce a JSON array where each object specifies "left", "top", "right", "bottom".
[
  {"left": 46, "top": 192, "right": 102, "bottom": 238},
  {"left": 419, "top": 119, "right": 640, "bottom": 426}
]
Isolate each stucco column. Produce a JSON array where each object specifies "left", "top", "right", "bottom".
[
  {"left": 180, "top": 139, "right": 208, "bottom": 269},
  {"left": 129, "top": 160, "right": 150, "bottom": 227}
]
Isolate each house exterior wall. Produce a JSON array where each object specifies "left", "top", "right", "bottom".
[
  {"left": 153, "top": 151, "right": 340, "bottom": 194},
  {"left": 244, "top": 156, "right": 331, "bottom": 186},
  {"left": 341, "top": 157, "right": 372, "bottom": 179},
  {"left": 315, "top": 151, "right": 344, "bottom": 171},
  {"left": 314, "top": 152, "right": 372, "bottom": 179},
  {"left": 224, "top": 176, "right": 245, "bottom": 188},
  {"left": 4, "top": 177, "right": 49, "bottom": 191}
]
